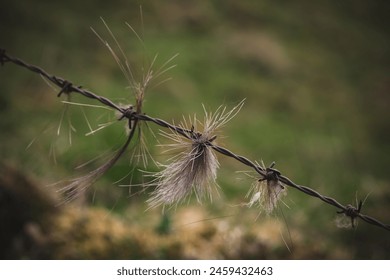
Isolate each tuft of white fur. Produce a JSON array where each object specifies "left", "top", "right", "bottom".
[
  {"left": 147, "top": 101, "right": 245, "bottom": 208},
  {"left": 246, "top": 176, "right": 286, "bottom": 215}
]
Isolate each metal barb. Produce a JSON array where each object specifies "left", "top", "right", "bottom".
[
  {"left": 57, "top": 81, "right": 73, "bottom": 97},
  {"left": 258, "top": 162, "right": 280, "bottom": 180},
  {"left": 118, "top": 105, "right": 136, "bottom": 129},
  {"left": 337, "top": 203, "right": 362, "bottom": 228}
]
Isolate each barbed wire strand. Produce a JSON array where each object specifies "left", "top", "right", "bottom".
[
  {"left": 1, "top": 49, "right": 389, "bottom": 232},
  {"left": 0, "top": 50, "right": 125, "bottom": 114}
]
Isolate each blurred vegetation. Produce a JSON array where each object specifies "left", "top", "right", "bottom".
[{"left": 0, "top": 0, "right": 389, "bottom": 259}]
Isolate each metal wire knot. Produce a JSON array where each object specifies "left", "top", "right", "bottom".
[
  {"left": 57, "top": 80, "right": 73, "bottom": 97},
  {"left": 260, "top": 162, "right": 283, "bottom": 187},
  {"left": 337, "top": 201, "right": 362, "bottom": 228},
  {"left": 118, "top": 105, "right": 136, "bottom": 129}
]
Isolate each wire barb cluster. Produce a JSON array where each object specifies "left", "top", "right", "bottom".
[
  {"left": 337, "top": 201, "right": 362, "bottom": 228},
  {"left": 1, "top": 48, "right": 390, "bottom": 232}
]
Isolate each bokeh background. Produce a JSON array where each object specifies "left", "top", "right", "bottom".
[{"left": 1, "top": 0, "right": 389, "bottom": 259}]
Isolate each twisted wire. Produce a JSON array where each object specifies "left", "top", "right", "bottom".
[
  {"left": 2, "top": 49, "right": 389, "bottom": 232},
  {"left": 1, "top": 50, "right": 125, "bottom": 114}
]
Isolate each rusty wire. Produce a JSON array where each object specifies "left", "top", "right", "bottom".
[{"left": 1, "top": 49, "right": 389, "bottom": 232}]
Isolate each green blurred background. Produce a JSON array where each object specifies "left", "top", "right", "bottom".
[{"left": 0, "top": 0, "right": 389, "bottom": 259}]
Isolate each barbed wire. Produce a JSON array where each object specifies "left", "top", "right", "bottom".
[
  {"left": 0, "top": 49, "right": 125, "bottom": 114},
  {"left": 1, "top": 49, "right": 389, "bottom": 232}
]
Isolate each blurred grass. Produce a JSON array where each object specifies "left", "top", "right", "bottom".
[{"left": 1, "top": 0, "right": 389, "bottom": 259}]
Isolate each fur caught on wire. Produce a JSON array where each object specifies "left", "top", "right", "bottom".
[
  {"left": 146, "top": 100, "right": 245, "bottom": 208},
  {"left": 246, "top": 162, "right": 287, "bottom": 215}
]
